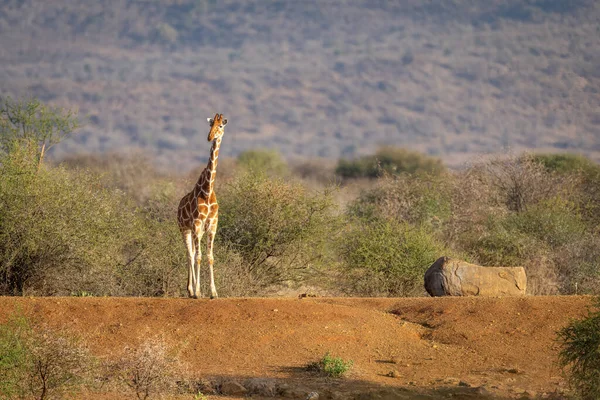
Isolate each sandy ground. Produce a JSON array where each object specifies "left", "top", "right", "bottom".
[{"left": 0, "top": 296, "right": 592, "bottom": 399}]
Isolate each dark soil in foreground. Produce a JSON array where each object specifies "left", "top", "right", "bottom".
[{"left": 0, "top": 296, "right": 591, "bottom": 399}]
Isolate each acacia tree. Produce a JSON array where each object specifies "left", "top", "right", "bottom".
[{"left": 0, "top": 97, "right": 80, "bottom": 170}]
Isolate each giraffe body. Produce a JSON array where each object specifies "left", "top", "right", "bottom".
[{"left": 177, "top": 113, "right": 227, "bottom": 298}]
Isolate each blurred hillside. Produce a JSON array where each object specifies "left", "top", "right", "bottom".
[{"left": 1, "top": 0, "right": 599, "bottom": 170}]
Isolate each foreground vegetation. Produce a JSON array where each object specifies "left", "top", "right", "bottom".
[
  {"left": 0, "top": 314, "right": 182, "bottom": 400},
  {"left": 1, "top": 97, "right": 600, "bottom": 298},
  {"left": 558, "top": 297, "right": 600, "bottom": 400}
]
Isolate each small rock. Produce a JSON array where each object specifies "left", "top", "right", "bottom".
[
  {"left": 306, "top": 392, "right": 319, "bottom": 400},
  {"left": 220, "top": 380, "right": 247, "bottom": 396},
  {"left": 386, "top": 370, "right": 400, "bottom": 378}
]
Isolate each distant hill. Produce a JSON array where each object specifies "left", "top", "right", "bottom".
[{"left": 1, "top": 0, "right": 599, "bottom": 170}]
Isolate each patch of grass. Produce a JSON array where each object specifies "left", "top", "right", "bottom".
[{"left": 307, "top": 353, "right": 353, "bottom": 378}]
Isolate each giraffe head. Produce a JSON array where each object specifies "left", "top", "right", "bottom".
[{"left": 207, "top": 113, "right": 227, "bottom": 141}]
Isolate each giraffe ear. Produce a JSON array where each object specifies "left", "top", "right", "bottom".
[
  {"left": 222, "top": 119, "right": 228, "bottom": 126},
  {"left": 207, "top": 118, "right": 214, "bottom": 126}
]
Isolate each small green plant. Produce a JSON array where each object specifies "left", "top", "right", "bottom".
[
  {"left": 194, "top": 392, "right": 208, "bottom": 400},
  {"left": 307, "top": 352, "right": 353, "bottom": 378},
  {"left": 557, "top": 297, "right": 600, "bottom": 399}
]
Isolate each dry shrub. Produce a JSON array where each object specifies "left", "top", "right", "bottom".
[
  {"left": 291, "top": 158, "right": 337, "bottom": 186},
  {"left": 112, "top": 338, "right": 180, "bottom": 400},
  {"left": 465, "top": 153, "right": 563, "bottom": 212},
  {"left": 25, "top": 329, "right": 92, "bottom": 400},
  {"left": 348, "top": 171, "right": 454, "bottom": 228},
  {"left": 0, "top": 316, "right": 92, "bottom": 400},
  {"left": 520, "top": 256, "right": 560, "bottom": 296},
  {"left": 60, "top": 152, "right": 172, "bottom": 205},
  {"left": 198, "top": 243, "right": 263, "bottom": 297}
]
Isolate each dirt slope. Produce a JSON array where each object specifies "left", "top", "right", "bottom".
[{"left": 0, "top": 296, "right": 592, "bottom": 399}]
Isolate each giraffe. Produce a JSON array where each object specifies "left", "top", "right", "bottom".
[{"left": 177, "top": 113, "right": 227, "bottom": 299}]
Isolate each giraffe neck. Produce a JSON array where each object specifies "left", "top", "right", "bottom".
[{"left": 195, "top": 136, "right": 221, "bottom": 196}]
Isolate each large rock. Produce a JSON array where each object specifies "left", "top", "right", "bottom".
[{"left": 424, "top": 256, "right": 527, "bottom": 296}]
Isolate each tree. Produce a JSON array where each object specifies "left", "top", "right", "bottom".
[{"left": 0, "top": 97, "right": 80, "bottom": 170}]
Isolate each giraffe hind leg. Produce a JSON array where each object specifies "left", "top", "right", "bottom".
[
  {"left": 182, "top": 229, "right": 195, "bottom": 298},
  {"left": 206, "top": 219, "right": 218, "bottom": 299}
]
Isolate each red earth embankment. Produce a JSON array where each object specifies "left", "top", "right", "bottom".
[{"left": 0, "top": 296, "right": 591, "bottom": 399}]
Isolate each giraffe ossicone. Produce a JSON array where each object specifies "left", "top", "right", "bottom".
[{"left": 177, "top": 113, "right": 227, "bottom": 299}]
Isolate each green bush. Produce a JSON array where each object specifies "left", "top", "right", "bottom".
[
  {"left": 307, "top": 353, "right": 353, "bottom": 378},
  {"left": 529, "top": 153, "right": 600, "bottom": 175},
  {"left": 470, "top": 197, "right": 585, "bottom": 264},
  {"left": 0, "top": 142, "right": 188, "bottom": 297},
  {"left": 338, "top": 218, "right": 444, "bottom": 296},
  {"left": 558, "top": 297, "right": 600, "bottom": 399},
  {"left": 505, "top": 197, "right": 585, "bottom": 248},
  {"left": 217, "top": 172, "right": 340, "bottom": 291},
  {"left": 237, "top": 149, "right": 289, "bottom": 177},
  {"left": 0, "top": 144, "right": 131, "bottom": 295},
  {"left": 335, "top": 146, "right": 444, "bottom": 179}
]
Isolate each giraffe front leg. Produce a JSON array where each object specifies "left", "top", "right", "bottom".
[
  {"left": 206, "top": 220, "right": 218, "bottom": 299},
  {"left": 182, "top": 230, "right": 195, "bottom": 298}
]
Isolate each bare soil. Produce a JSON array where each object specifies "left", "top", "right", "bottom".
[{"left": 0, "top": 296, "right": 592, "bottom": 399}]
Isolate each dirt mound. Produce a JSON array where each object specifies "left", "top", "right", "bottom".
[{"left": 0, "top": 296, "right": 591, "bottom": 399}]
